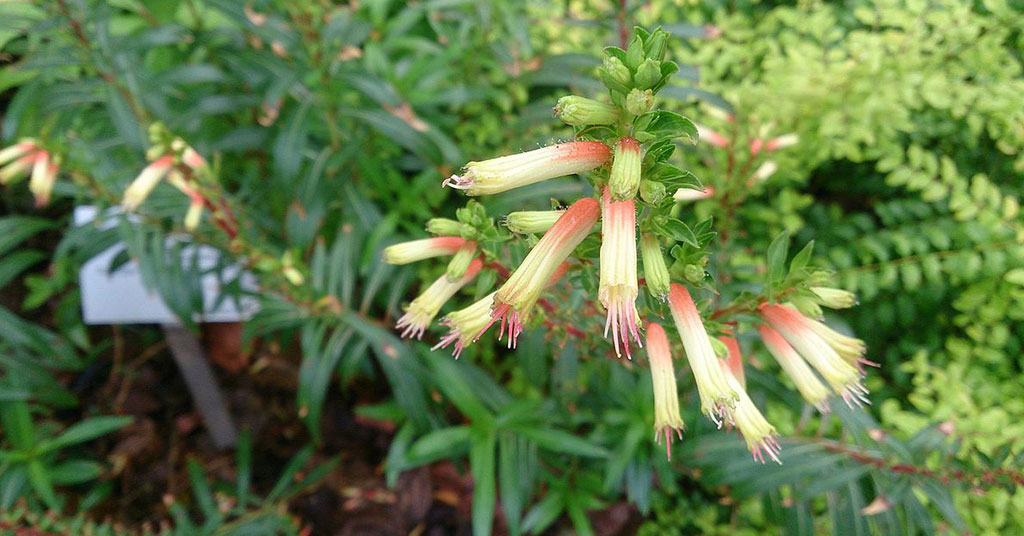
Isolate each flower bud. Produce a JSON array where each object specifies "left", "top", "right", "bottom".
[
  {"left": 446, "top": 241, "right": 478, "bottom": 281},
  {"left": 639, "top": 179, "right": 666, "bottom": 204},
  {"left": 633, "top": 59, "right": 661, "bottom": 90},
  {"left": 601, "top": 56, "right": 632, "bottom": 91},
  {"left": 644, "top": 31, "right": 668, "bottom": 61},
  {"left": 426, "top": 218, "right": 463, "bottom": 236},
  {"left": 624, "top": 88, "right": 654, "bottom": 116},
  {"left": 810, "top": 287, "right": 858, "bottom": 309},
  {"left": 640, "top": 233, "right": 670, "bottom": 301},
  {"left": 504, "top": 210, "right": 565, "bottom": 235},
  {"left": 608, "top": 137, "right": 642, "bottom": 200},
  {"left": 554, "top": 96, "right": 620, "bottom": 126},
  {"left": 683, "top": 264, "right": 704, "bottom": 283}
]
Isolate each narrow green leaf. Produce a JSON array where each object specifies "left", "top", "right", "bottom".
[
  {"left": 470, "top": 430, "right": 497, "bottom": 536},
  {"left": 406, "top": 426, "right": 472, "bottom": 466},
  {"left": 40, "top": 415, "right": 132, "bottom": 453},
  {"left": 512, "top": 427, "right": 608, "bottom": 458},
  {"left": 766, "top": 230, "right": 791, "bottom": 293}
]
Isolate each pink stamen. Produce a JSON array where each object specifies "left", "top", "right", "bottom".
[
  {"left": 475, "top": 302, "right": 523, "bottom": 349},
  {"left": 442, "top": 174, "right": 472, "bottom": 190}
]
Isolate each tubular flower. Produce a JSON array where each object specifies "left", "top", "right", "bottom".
[
  {"left": 760, "top": 304, "right": 869, "bottom": 407},
  {"left": 478, "top": 197, "right": 600, "bottom": 348},
  {"left": 646, "top": 323, "right": 684, "bottom": 459},
  {"left": 695, "top": 125, "right": 728, "bottom": 148},
  {"left": 397, "top": 258, "right": 483, "bottom": 339},
  {"left": 600, "top": 188, "right": 641, "bottom": 358},
  {"left": 443, "top": 142, "right": 611, "bottom": 196},
  {"left": 810, "top": 286, "right": 857, "bottom": 309},
  {"left": 719, "top": 335, "right": 745, "bottom": 389},
  {"left": 720, "top": 360, "right": 781, "bottom": 464},
  {"left": 802, "top": 317, "right": 877, "bottom": 371},
  {"left": 765, "top": 134, "right": 799, "bottom": 152},
  {"left": 554, "top": 96, "right": 620, "bottom": 126},
  {"left": 0, "top": 139, "right": 44, "bottom": 186},
  {"left": 640, "top": 233, "right": 670, "bottom": 301},
  {"left": 673, "top": 186, "right": 715, "bottom": 203},
  {"left": 608, "top": 137, "right": 642, "bottom": 200},
  {"left": 168, "top": 171, "right": 205, "bottom": 231},
  {"left": 382, "top": 236, "right": 466, "bottom": 265},
  {"left": 757, "top": 325, "right": 831, "bottom": 412},
  {"left": 425, "top": 218, "right": 463, "bottom": 236},
  {"left": 433, "top": 291, "right": 496, "bottom": 359},
  {"left": 504, "top": 210, "right": 565, "bottom": 235},
  {"left": 28, "top": 151, "right": 59, "bottom": 207},
  {"left": 751, "top": 161, "right": 778, "bottom": 183},
  {"left": 668, "top": 284, "right": 738, "bottom": 426},
  {"left": 446, "top": 241, "right": 478, "bottom": 281},
  {"left": 122, "top": 155, "right": 175, "bottom": 211},
  {"left": 181, "top": 146, "right": 207, "bottom": 170}
]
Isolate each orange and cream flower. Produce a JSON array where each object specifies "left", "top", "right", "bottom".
[
  {"left": 599, "top": 187, "right": 641, "bottom": 358},
  {"left": 122, "top": 155, "right": 175, "bottom": 211},
  {"left": 28, "top": 151, "right": 59, "bottom": 207},
  {"left": 504, "top": 210, "right": 565, "bottom": 235},
  {"left": 673, "top": 186, "right": 715, "bottom": 203},
  {"left": 760, "top": 303, "right": 869, "bottom": 407},
  {"left": 646, "top": 322, "right": 684, "bottom": 459},
  {"left": 719, "top": 359, "right": 781, "bottom": 464},
  {"left": 668, "top": 283, "right": 738, "bottom": 426},
  {"left": 758, "top": 325, "right": 831, "bottom": 413},
  {"left": 477, "top": 197, "right": 600, "bottom": 348},
  {"left": 396, "top": 258, "right": 483, "bottom": 339},
  {"left": 433, "top": 291, "right": 496, "bottom": 359},
  {"left": 383, "top": 236, "right": 467, "bottom": 265},
  {"left": 443, "top": 142, "right": 611, "bottom": 196}
]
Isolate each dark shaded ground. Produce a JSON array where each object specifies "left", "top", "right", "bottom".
[{"left": 35, "top": 322, "right": 640, "bottom": 535}]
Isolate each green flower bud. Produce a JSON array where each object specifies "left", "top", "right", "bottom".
[
  {"left": 601, "top": 56, "right": 632, "bottom": 90},
  {"left": 639, "top": 179, "right": 666, "bottom": 204},
  {"left": 554, "top": 96, "right": 620, "bottom": 126},
  {"left": 504, "top": 210, "right": 564, "bottom": 234},
  {"left": 710, "top": 336, "right": 730, "bottom": 359},
  {"left": 608, "top": 137, "right": 642, "bottom": 200},
  {"left": 634, "top": 59, "right": 661, "bottom": 90},
  {"left": 426, "top": 218, "right": 463, "bottom": 236},
  {"left": 625, "top": 35, "right": 644, "bottom": 70},
  {"left": 788, "top": 295, "right": 824, "bottom": 320},
  {"left": 640, "top": 233, "right": 670, "bottom": 300},
  {"left": 446, "top": 242, "right": 477, "bottom": 281},
  {"left": 810, "top": 287, "right": 858, "bottom": 309},
  {"left": 683, "top": 263, "right": 704, "bottom": 283},
  {"left": 625, "top": 88, "right": 654, "bottom": 116},
  {"left": 644, "top": 31, "right": 668, "bottom": 61}
]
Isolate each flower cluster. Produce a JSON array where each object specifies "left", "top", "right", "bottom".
[
  {"left": 122, "top": 124, "right": 210, "bottom": 231},
  {"left": 0, "top": 138, "right": 61, "bottom": 207},
  {"left": 383, "top": 27, "right": 872, "bottom": 464}
]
